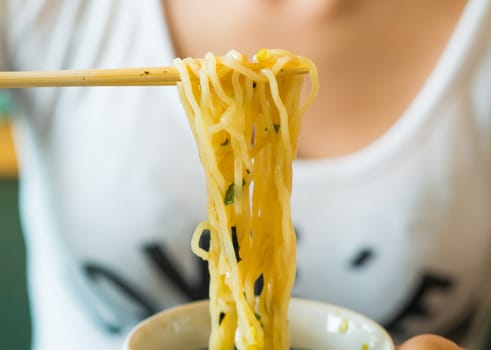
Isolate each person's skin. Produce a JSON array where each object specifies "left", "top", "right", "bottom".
[
  {"left": 397, "top": 334, "right": 461, "bottom": 350},
  {"left": 163, "top": 0, "right": 466, "bottom": 159},
  {"left": 162, "top": 0, "right": 466, "bottom": 348}
]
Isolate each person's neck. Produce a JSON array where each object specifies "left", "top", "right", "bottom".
[{"left": 163, "top": 0, "right": 467, "bottom": 159}]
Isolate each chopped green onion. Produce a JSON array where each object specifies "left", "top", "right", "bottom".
[
  {"left": 224, "top": 183, "right": 234, "bottom": 205},
  {"left": 231, "top": 226, "right": 241, "bottom": 262}
]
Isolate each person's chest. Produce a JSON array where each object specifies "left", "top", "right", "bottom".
[
  {"left": 163, "top": 0, "right": 467, "bottom": 159},
  {"left": 289, "top": 93, "right": 491, "bottom": 342}
]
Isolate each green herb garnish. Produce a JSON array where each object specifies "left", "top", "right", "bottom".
[
  {"left": 224, "top": 183, "right": 234, "bottom": 205},
  {"left": 231, "top": 226, "right": 241, "bottom": 262}
]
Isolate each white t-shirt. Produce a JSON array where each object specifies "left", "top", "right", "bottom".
[{"left": 1, "top": 1, "right": 491, "bottom": 349}]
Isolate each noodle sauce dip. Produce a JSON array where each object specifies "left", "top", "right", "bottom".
[{"left": 124, "top": 298, "right": 395, "bottom": 350}]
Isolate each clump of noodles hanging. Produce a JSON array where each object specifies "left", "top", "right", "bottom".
[{"left": 174, "top": 49, "right": 318, "bottom": 350}]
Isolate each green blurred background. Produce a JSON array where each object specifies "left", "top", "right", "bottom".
[
  {"left": 0, "top": 179, "right": 31, "bottom": 350},
  {"left": 1, "top": 90, "right": 31, "bottom": 349}
]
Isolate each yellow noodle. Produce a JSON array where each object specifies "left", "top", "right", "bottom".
[{"left": 174, "top": 49, "right": 318, "bottom": 350}]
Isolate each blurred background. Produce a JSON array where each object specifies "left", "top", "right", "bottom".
[{"left": 0, "top": 90, "right": 31, "bottom": 349}]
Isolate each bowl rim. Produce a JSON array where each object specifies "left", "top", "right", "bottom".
[{"left": 124, "top": 297, "right": 395, "bottom": 350}]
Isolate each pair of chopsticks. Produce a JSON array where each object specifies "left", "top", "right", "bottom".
[{"left": 0, "top": 63, "right": 309, "bottom": 88}]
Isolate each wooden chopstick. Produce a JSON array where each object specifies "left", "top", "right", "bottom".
[{"left": 0, "top": 63, "right": 309, "bottom": 88}]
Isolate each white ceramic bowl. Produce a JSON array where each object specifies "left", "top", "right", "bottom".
[{"left": 124, "top": 298, "right": 395, "bottom": 350}]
